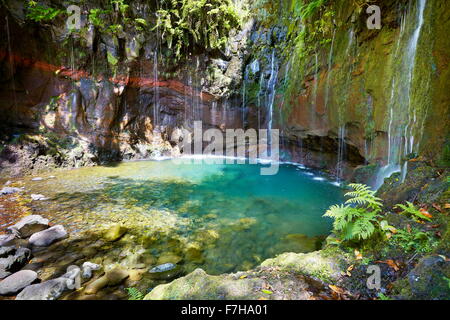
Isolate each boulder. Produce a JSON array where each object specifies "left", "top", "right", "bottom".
[
  {"left": 0, "top": 270, "right": 38, "bottom": 295},
  {"left": 29, "top": 225, "right": 68, "bottom": 247},
  {"left": 15, "top": 278, "right": 68, "bottom": 300},
  {"left": 103, "top": 224, "right": 127, "bottom": 242},
  {"left": 7, "top": 215, "right": 49, "bottom": 238},
  {"left": 404, "top": 255, "right": 450, "bottom": 300}
]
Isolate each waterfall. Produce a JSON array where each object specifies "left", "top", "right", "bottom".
[
  {"left": 153, "top": 51, "right": 160, "bottom": 128},
  {"left": 375, "top": 0, "right": 428, "bottom": 189},
  {"left": 257, "top": 73, "right": 264, "bottom": 131},
  {"left": 324, "top": 29, "right": 336, "bottom": 111},
  {"left": 242, "top": 65, "right": 250, "bottom": 128},
  {"left": 266, "top": 50, "right": 279, "bottom": 151},
  {"left": 5, "top": 16, "right": 18, "bottom": 110},
  {"left": 336, "top": 125, "right": 346, "bottom": 184}
]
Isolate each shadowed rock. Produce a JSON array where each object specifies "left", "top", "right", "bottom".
[
  {"left": 29, "top": 225, "right": 68, "bottom": 247},
  {"left": 7, "top": 215, "right": 49, "bottom": 238}
]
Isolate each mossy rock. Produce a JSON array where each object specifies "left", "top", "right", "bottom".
[
  {"left": 144, "top": 268, "right": 265, "bottom": 300},
  {"left": 392, "top": 255, "right": 450, "bottom": 300},
  {"left": 260, "top": 247, "right": 351, "bottom": 284}
]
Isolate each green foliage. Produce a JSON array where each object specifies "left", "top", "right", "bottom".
[
  {"left": 395, "top": 202, "right": 432, "bottom": 222},
  {"left": 125, "top": 287, "right": 144, "bottom": 300},
  {"left": 390, "top": 228, "right": 438, "bottom": 253},
  {"left": 26, "top": 1, "right": 63, "bottom": 22},
  {"left": 324, "top": 184, "right": 392, "bottom": 242},
  {"left": 89, "top": 8, "right": 109, "bottom": 28},
  {"left": 154, "top": 0, "right": 242, "bottom": 60},
  {"left": 377, "top": 293, "right": 392, "bottom": 300}
]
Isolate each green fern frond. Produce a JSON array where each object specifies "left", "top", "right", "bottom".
[{"left": 126, "top": 287, "right": 144, "bottom": 300}]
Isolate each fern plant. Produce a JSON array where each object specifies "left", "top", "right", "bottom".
[
  {"left": 125, "top": 287, "right": 144, "bottom": 300},
  {"left": 395, "top": 202, "right": 432, "bottom": 222},
  {"left": 26, "top": 1, "right": 63, "bottom": 22},
  {"left": 324, "top": 184, "right": 393, "bottom": 242}
]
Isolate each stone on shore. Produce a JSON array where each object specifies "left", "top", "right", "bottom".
[
  {"left": 15, "top": 278, "right": 68, "bottom": 300},
  {"left": 29, "top": 225, "right": 68, "bottom": 247},
  {"left": 7, "top": 215, "right": 49, "bottom": 238},
  {"left": 0, "top": 270, "right": 38, "bottom": 295}
]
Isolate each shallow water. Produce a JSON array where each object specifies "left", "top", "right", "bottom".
[{"left": 24, "top": 159, "right": 343, "bottom": 274}]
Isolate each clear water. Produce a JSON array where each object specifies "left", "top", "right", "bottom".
[{"left": 24, "top": 159, "right": 343, "bottom": 275}]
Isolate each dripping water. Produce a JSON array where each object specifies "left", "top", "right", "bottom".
[
  {"left": 5, "top": 16, "right": 18, "bottom": 111},
  {"left": 266, "top": 50, "right": 279, "bottom": 152}
]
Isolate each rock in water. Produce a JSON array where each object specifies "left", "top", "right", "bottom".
[
  {"left": 0, "top": 187, "right": 22, "bottom": 195},
  {"left": 84, "top": 267, "right": 128, "bottom": 294},
  {"left": 0, "top": 247, "right": 31, "bottom": 273},
  {"left": 149, "top": 263, "right": 180, "bottom": 280},
  {"left": 82, "top": 262, "right": 101, "bottom": 279},
  {"left": 29, "top": 225, "right": 68, "bottom": 247},
  {"left": 0, "top": 246, "right": 15, "bottom": 258},
  {"left": 0, "top": 235, "right": 16, "bottom": 247},
  {"left": 0, "top": 270, "right": 38, "bottom": 295},
  {"left": 7, "top": 215, "right": 49, "bottom": 238},
  {"left": 15, "top": 278, "right": 68, "bottom": 300},
  {"left": 103, "top": 224, "right": 127, "bottom": 242},
  {"left": 149, "top": 263, "right": 177, "bottom": 273},
  {"left": 105, "top": 267, "right": 129, "bottom": 286},
  {"left": 30, "top": 194, "right": 49, "bottom": 201}
]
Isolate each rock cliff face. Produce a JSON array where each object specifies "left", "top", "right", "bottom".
[
  {"left": 242, "top": 0, "right": 450, "bottom": 183},
  {"left": 1, "top": 0, "right": 449, "bottom": 182},
  {"left": 0, "top": 0, "right": 250, "bottom": 176}
]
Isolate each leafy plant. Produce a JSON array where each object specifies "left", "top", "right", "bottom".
[
  {"left": 390, "top": 228, "right": 438, "bottom": 253},
  {"left": 89, "top": 8, "right": 109, "bottom": 28},
  {"left": 26, "top": 1, "right": 63, "bottom": 22},
  {"left": 125, "top": 287, "right": 144, "bottom": 300},
  {"left": 395, "top": 202, "right": 432, "bottom": 222},
  {"left": 324, "top": 184, "right": 393, "bottom": 241},
  {"left": 154, "top": 0, "right": 242, "bottom": 60},
  {"left": 378, "top": 293, "right": 392, "bottom": 300}
]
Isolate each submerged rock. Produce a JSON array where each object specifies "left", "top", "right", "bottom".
[
  {"left": 29, "top": 225, "right": 68, "bottom": 247},
  {"left": 30, "top": 194, "right": 49, "bottom": 201},
  {"left": 149, "top": 263, "right": 181, "bottom": 281},
  {"left": 84, "top": 267, "right": 129, "bottom": 294},
  {"left": 0, "top": 187, "right": 22, "bottom": 195},
  {"left": 0, "top": 270, "right": 38, "bottom": 296},
  {"left": 103, "top": 224, "right": 127, "bottom": 242},
  {"left": 7, "top": 215, "right": 49, "bottom": 238}
]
